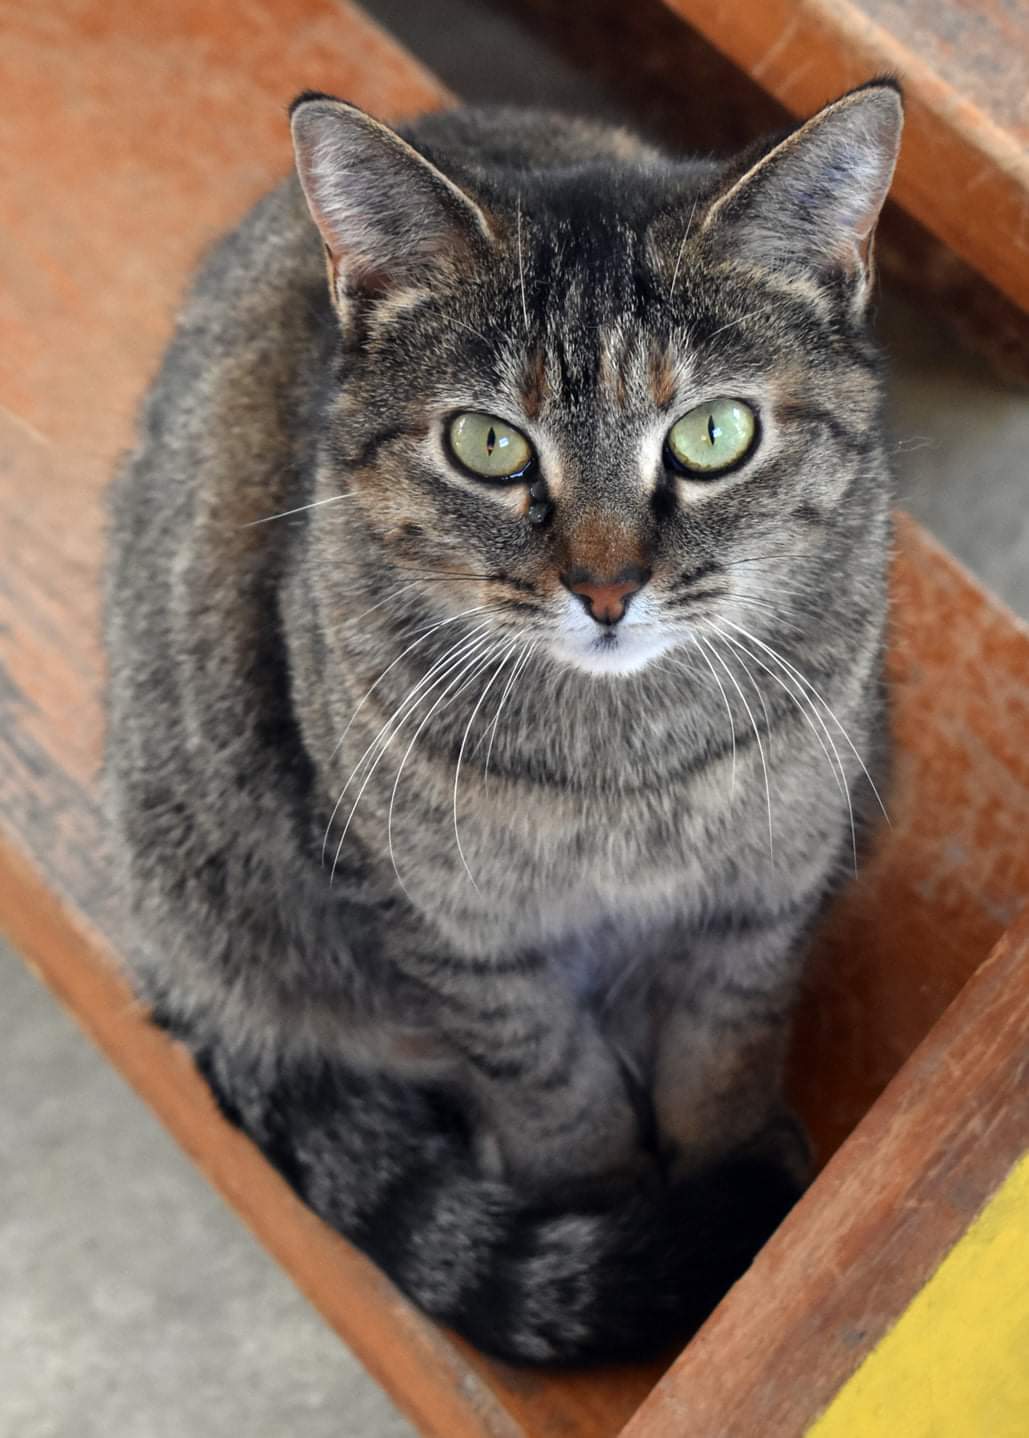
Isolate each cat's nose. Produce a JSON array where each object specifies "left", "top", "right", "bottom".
[{"left": 561, "top": 566, "right": 650, "bottom": 626}]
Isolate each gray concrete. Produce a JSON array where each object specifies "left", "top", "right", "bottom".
[
  {"left": 3, "top": 5, "right": 1027, "bottom": 1438},
  {"left": 0, "top": 946, "right": 415, "bottom": 1438},
  {"left": 882, "top": 297, "right": 1029, "bottom": 617}
]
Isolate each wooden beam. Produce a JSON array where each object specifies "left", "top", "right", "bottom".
[
  {"left": 621, "top": 909, "right": 1029, "bottom": 1437},
  {"left": 661, "top": 0, "right": 1029, "bottom": 314}
]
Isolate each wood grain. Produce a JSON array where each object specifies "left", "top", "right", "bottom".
[
  {"left": 621, "top": 909, "right": 1029, "bottom": 1437},
  {"left": 792, "top": 515, "right": 1029, "bottom": 1161},
  {"left": 1, "top": 4, "right": 1028, "bottom": 1436},
  {"left": 661, "top": 0, "right": 1029, "bottom": 314}
]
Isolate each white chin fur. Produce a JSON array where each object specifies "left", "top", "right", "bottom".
[{"left": 548, "top": 595, "right": 676, "bottom": 677}]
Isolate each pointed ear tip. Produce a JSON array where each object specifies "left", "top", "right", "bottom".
[
  {"left": 289, "top": 92, "right": 372, "bottom": 141},
  {"left": 849, "top": 76, "right": 905, "bottom": 121},
  {"left": 288, "top": 90, "right": 338, "bottom": 119}
]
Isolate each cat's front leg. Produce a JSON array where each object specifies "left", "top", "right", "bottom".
[
  {"left": 428, "top": 966, "right": 644, "bottom": 1189},
  {"left": 652, "top": 917, "right": 813, "bottom": 1183}
]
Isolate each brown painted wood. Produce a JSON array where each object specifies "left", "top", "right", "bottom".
[
  {"left": 660, "top": 0, "right": 1029, "bottom": 315},
  {"left": 792, "top": 515, "right": 1029, "bottom": 1162},
  {"left": 1, "top": 4, "right": 1028, "bottom": 1437},
  {"left": 621, "top": 907, "right": 1029, "bottom": 1438}
]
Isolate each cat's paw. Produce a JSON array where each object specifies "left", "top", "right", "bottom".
[
  {"left": 485, "top": 1094, "right": 649, "bottom": 1192},
  {"left": 743, "top": 1106, "right": 813, "bottom": 1188},
  {"left": 663, "top": 1104, "right": 812, "bottom": 1188}
]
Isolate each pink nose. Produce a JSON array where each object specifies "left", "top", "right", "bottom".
[{"left": 562, "top": 568, "right": 649, "bottom": 625}]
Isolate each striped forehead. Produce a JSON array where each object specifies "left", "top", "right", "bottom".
[{"left": 513, "top": 318, "right": 689, "bottom": 424}]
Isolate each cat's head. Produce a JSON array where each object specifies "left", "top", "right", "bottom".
[{"left": 290, "top": 84, "right": 901, "bottom": 679}]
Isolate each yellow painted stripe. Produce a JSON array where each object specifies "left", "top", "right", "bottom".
[{"left": 807, "top": 1153, "right": 1029, "bottom": 1438}]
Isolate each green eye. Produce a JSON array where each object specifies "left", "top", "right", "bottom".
[
  {"left": 447, "top": 412, "right": 534, "bottom": 481},
  {"left": 665, "top": 398, "right": 757, "bottom": 476}
]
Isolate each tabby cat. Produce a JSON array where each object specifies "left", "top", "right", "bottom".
[{"left": 105, "top": 80, "right": 901, "bottom": 1363}]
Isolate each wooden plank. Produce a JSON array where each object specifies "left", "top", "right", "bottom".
[
  {"left": 808, "top": 1153, "right": 1029, "bottom": 1437},
  {"left": 621, "top": 910, "right": 1029, "bottom": 1438},
  {"left": 791, "top": 515, "right": 1029, "bottom": 1162},
  {"left": 661, "top": 0, "right": 1029, "bottom": 314}
]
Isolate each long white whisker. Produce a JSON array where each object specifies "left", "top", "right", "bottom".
[
  {"left": 453, "top": 641, "right": 519, "bottom": 889},
  {"left": 346, "top": 581, "right": 421, "bottom": 632},
  {"left": 704, "top": 305, "right": 775, "bottom": 343},
  {"left": 328, "top": 601, "right": 499, "bottom": 768},
  {"left": 697, "top": 630, "right": 774, "bottom": 861},
  {"left": 327, "top": 622, "right": 496, "bottom": 880},
  {"left": 240, "top": 492, "right": 356, "bottom": 528},
  {"left": 442, "top": 313, "right": 491, "bottom": 346},
  {"left": 481, "top": 641, "right": 536, "bottom": 788},
  {"left": 387, "top": 638, "right": 500, "bottom": 897},
  {"left": 710, "top": 621, "right": 857, "bottom": 874},
  {"left": 686, "top": 637, "right": 737, "bottom": 799},
  {"left": 724, "top": 593, "right": 806, "bottom": 635},
  {"left": 321, "top": 606, "right": 502, "bottom": 864},
  {"left": 669, "top": 199, "right": 698, "bottom": 300},
  {"left": 719, "top": 616, "right": 890, "bottom": 823},
  {"left": 515, "top": 195, "right": 529, "bottom": 336}
]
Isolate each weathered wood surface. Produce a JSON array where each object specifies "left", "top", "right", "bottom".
[
  {"left": 791, "top": 514, "right": 1029, "bottom": 1162},
  {"left": 622, "top": 909, "right": 1029, "bottom": 1438},
  {"left": 1, "top": 3, "right": 1028, "bottom": 1436},
  {"left": 661, "top": 0, "right": 1029, "bottom": 315}
]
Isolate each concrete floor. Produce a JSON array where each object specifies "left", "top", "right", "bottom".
[{"left": 3, "top": 3, "right": 1027, "bottom": 1437}]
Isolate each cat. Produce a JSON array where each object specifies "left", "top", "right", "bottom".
[{"left": 104, "top": 79, "right": 901, "bottom": 1363}]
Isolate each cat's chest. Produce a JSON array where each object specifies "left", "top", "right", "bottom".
[{"left": 543, "top": 910, "right": 667, "bottom": 1002}]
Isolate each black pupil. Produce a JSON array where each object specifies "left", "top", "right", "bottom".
[
  {"left": 486, "top": 426, "right": 496, "bottom": 455},
  {"left": 707, "top": 414, "right": 717, "bottom": 445}
]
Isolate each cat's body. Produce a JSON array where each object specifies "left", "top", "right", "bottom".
[{"left": 105, "top": 91, "right": 900, "bottom": 1361}]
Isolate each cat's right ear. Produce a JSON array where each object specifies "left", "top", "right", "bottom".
[{"left": 290, "top": 93, "right": 494, "bottom": 314}]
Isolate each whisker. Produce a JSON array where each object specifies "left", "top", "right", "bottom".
[
  {"left": 347, "top": 581, "right": 422, "bottom": 632},
  {"left": 669, "top": 199, "right": 698, "bottom": 300},
  {"left": 240, "top": 492, "right": 355, "bottom": 528},
  {"left": 697, "top": 629, "right": 774, "bottom": 861},
  {"left": 325, "top": 619, "right": 496, "bottom": 875},
  {"left": 441, "top": 313, "right": 491, "bottom": 346},
  {"left": 703, "top": 305, "right": 775, "bottom": 343},
  {"left": 515, "top": 194, "right": 529, "bottom": 336},
  {"left": 386, "top": 638, "right": 501, "bottom": 897},
  {"left": 327, "top": 600, "right": 502, "bottom": 774},
  {"left": 710, "top": 621, "right": 857, "bottom": 874},
  {"left": 727, "top": 593, "right": 806, "bottom": 633},
  {"left": 719, "top": 617, "right": 890, "bottom": 824},
  {"left": 683, "top": 638, "right": 737, "bottom": 799},
  {"left": 453, "top": 641, "right": 519, "bottom": 888},
  {"left": 720, "top": 632, "right": 774, "bottom": 805},
  {"left": 481, "top": 641, "right": 537, "bottom": 787}
]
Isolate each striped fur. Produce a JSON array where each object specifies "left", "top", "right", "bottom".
[{"left": 105, "top": 86, "right": 901, "bottom": 1361}]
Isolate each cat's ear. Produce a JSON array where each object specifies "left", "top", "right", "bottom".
[
  {"left": 700, "top": 81, "right": 903, "bottom": 288},
  {"left": 289, "top": 93, "right": 494, "bottom": 309}
]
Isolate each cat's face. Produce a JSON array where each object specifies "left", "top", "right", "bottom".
[{"left": 291, "top": 87, "right": 901, "bottom": 679}]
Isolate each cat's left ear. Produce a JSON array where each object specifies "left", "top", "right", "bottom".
[
  {"left": 290, "top": 93, "right": 494, "bottom": 311},
  {"left": 700, "top": 80, "right": 903, "bottom": 292}
]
